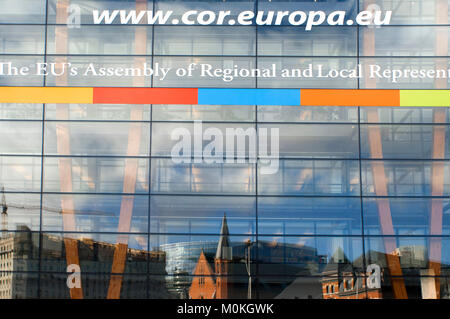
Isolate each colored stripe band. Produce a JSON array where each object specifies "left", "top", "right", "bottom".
[
  {"left": 93, "top": 87, "right": 198, "bottom": 104},
  {"left": 0, "top": 87, "right": 93, "bottom": 104},
  {"left": 400, "top": 90, "right": 450, "bottom": 107},
  {"left": 301, "top": 89, "right": 400, "bottom": 107},
  {"left": 198, "top": 88, "right": 300, "bottom": 106},
  {"left": 0, "top": 87, "right": 449, "bottom": 107}
]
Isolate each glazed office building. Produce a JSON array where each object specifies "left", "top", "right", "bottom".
[{"left": 0, "top": 0, "right": 449, "bottom": 299}]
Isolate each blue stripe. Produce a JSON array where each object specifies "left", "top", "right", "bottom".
[{"left": 198, "top": 89, "right": 300, "bottom": 106}]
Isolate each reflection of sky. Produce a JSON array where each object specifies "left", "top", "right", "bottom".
[
  {"left": 6, "top": 190, "right": 450, "bottom": 236},
  {"left": 41, "top": 194, "right": 148, "bottom": 233},
  {"left": 0, "top": 0, "right": 46, "bottom": 23}
]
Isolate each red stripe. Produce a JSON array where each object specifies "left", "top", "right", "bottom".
[{"left": 93, "top": 88, "right": 198, "bottom": 104}]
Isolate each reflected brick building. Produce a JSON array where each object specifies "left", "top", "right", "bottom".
[
  {"left": 321, "top": 247, "right": 450, "bottom": 299},
  {"left": 189, "top": 215, "right": 233, "bottom": 299},
  {"left": 0, "top": 226, "right": 168, "bottom": 299}
]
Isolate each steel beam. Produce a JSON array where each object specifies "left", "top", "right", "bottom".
[
  {"left": 55, "top": 0, "right": 83, "bottom": 299},
  {"left": 106, "top": 0, "right": 147, "bottom": 299},
  {"left": 428, "top": 0, "right": 449, "bottom": 298},
  {"left": 363, "top": 0, "right": 407, "bottom": 299}
]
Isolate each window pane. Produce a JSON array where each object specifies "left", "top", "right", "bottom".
[
  {"left": 257, "top": 275, "right": 364, "bottom": 299},
  {"left": 361, "top": 26, "right": 450, "bottom": 57},
  {"left": 156, "top": 275, "right": 247, "bottom": 299},
  {"left": 258, "top": 26, "right": 356, "bottom": 56},
  {"left": 360, "top": 0, "right": 449, "bottom": 25},
  {"left": 0, "top": 104, "right": 42, "bottom": 120},
  {"left": 44, "top": 122, "right": 150, "bottom": 156},
  {"left": 259, "top": 124, "right": 359, "bottom": 158},
  {"left": 42, "top": 194, "right": 149, "bottom": 233},
  {"left": 258, "top": 105, "right": 358, "bottom": 123},
  {"left": 0, "top": 0, "right": 46, "bottom": 23},
  {"left": 362, "top": 160, "right": 450, "bottom": 196},
  {"left": 258, "top": 197, "right": 362, "bottom": 235},
  {"left": 150, "top": 195, "right": 256, "bottom": 234},
  {"left": 45, "top": 104, "right": 151, "bottom": 121},
  {"left": 40, "top": 232, "right": 149, "bottom": 273},
  {"left": 151, "top": 159, "right": 255, "bottom": 195},
  {"left": 364, "top": 236, "right": 450, "bottom": 299},
  {"left": 365, "top": 236, "right": 450, "bottom": 286},
  {"left": 40, "top": 273, "right": 148, "bottom": 299},
  {"left": 0, "top": 193, "right": 40, "bottom": 231},
  {"left": 152, "top": 104, "right": 255, "bottom": 122},
  {"left": 0, "top": 272, "right": 39, "bottom": 299},
  {"left": 360, "top": 125, "right": 450, "bottom": 159},
  {"left": 47, "top": 25, "right": 153, "bottom": 55},
  {"left": 0, "top": 156, "right": 41, "bottom": 192},
  {"left": 0, "top": 121, "right": 42, "bottom": 155},
  {"left": 360, "top": 107, "right": 450, "bottom": 124},
  {"left": 44, "top": 157, "right": 149, "bottom": 194},
  {"left": 257, "top": 236, "right": 364, "bottom": 276},
  {"left": 154, "top": 26, "right": 255, "bottom": 55},
  {"left": 0, "top": 231, "right": 40, "bottom": 272},
  {"left": 363, "top": 198, "right": 450, "bottom": 236},
  {"left": 150, "top": 234, "right": 255, "bottom": 276},
  {"left": 0, "top": 25, "right": 45, "bottom": 54},
  {"left": 258, "top": 160, "right": 360, "bottom": 196}
]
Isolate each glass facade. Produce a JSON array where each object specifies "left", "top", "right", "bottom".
[{"left": 0, "top": 0, "right": 449, "bottom": 300}]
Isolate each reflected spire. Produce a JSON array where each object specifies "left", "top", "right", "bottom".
[{"left": 215, "top": 213, "right": 232, "bottom": 260}]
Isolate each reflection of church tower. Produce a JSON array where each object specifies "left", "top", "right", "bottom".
[{"left": 215, "top": 214, "right": 232, "bottom": 299}]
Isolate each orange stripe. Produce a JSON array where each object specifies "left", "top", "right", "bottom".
[
  {"left": 93, "top": 88, "right": 198, "bottom": 104},
  {"left": 301, "top": 89, "right": 400, "bottom": 107},
  {"left": 0, "top": 87, "right": 93, "bottom": 104}
]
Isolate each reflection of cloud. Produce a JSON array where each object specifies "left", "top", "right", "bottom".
[
  {"left": 11, "top": 164, "right": 32, "bottom": 180},
  {"left": 71, "top": 164, "right": 96, "bottom": 189},
  {"left": 296, "top": 239, "right": 307, "bottom": 247},
  {"left": 0, "top": 122, "right": 41, "bottom": 154}
]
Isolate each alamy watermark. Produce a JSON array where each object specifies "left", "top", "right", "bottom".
[{"left": 170, "top": 121, "right": 280, "bottom": 175}]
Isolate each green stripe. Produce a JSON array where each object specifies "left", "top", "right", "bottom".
[{"left": 400, "top": 90, "right": 450, "bottom": 107}]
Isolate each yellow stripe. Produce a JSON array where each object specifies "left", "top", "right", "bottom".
[
  {"left": 0, "top": 87, "right": 93, "bottom": 104},
  {"left": 400, "top": 90, "right": 450, "bottom": 107}
]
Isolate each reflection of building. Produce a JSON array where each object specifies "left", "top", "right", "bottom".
[
  {"left": 321, "top": 249, "right": 380, "bottom": 300},
  {"left": 189, "top": 214, "right": 233, "bottom": 299},
  {"left": 321, "top": 246, "right": 450, "bottom": 299},
  {"left": 0, "top": 226, "right": 168, "bottom": 299},
  {"left": 158, "top": 234, "right": 327, "bottom": 299},
  {"left": 186, "top": 215, "right": 328, "bottom": 299}
]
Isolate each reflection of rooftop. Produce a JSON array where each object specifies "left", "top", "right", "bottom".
[
  {"left": 158, "top": 239, "right": 322, "bottom": 276},
  {"left": 320, "top": 247, "right": 450, "bottom": 300},
  {"left": 0, "top": 226, "right": 168, "bottom": 299}
]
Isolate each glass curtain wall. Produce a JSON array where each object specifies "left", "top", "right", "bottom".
[{"left": 0, "top": 0, "right": 449, "bottom": 299}]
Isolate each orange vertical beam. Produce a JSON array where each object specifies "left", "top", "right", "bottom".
[
  {"left": 428, "top": 0, "right": 449, "bottom": 299},
  {"left": 55, "top": 0, "right": 84, "bottom": 299},
  {"left": 363, "top": 0, "right": 408, "bottom": 299},
  {"left": 106, "top": 0, "right": 147, "bottom": 299}
]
